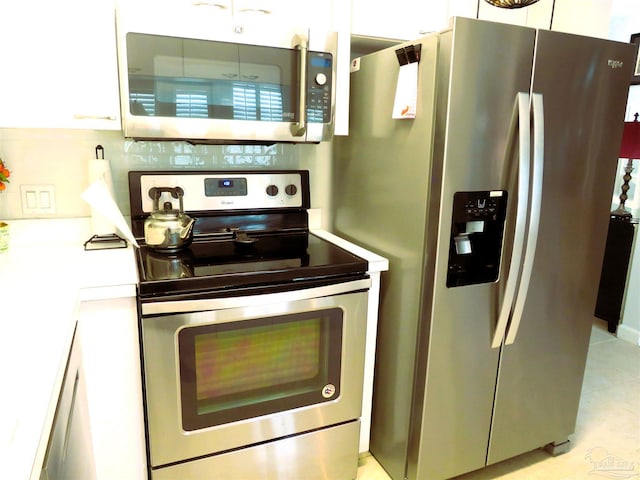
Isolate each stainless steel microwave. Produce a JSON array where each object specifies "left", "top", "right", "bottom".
[{"left": 115, "top": 6, "right": 337, "bottom": 144}]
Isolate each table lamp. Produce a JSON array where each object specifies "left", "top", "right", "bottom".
[{"left": 611, "top": 113, "right": 640, "bottom": 220}]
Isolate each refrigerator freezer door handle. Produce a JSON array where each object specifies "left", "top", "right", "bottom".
[
  {"left": 491, "top": 92, "right": 531, "bottom": 349},
  {"left": 505, "top": 92, "right": 544, "bottom": 345}
]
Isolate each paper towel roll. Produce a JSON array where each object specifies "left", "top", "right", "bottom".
[
  {"left": 88, "top": 158, "right": 116, "bottom": 235},
  {"left": 82, "top": 179, "right": 139, "bottom": 248}
]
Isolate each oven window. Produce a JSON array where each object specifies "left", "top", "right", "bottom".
[{"left": 178, "top": 308, "right": 343, "bottom": 431}]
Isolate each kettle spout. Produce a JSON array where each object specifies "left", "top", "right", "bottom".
[{"left": 180, "top": 217, "right": 196, "bottom": 239}]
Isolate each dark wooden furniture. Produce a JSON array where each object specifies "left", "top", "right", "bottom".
[{"left": 595, "top": 217, "right": 636, "bottom": 333}]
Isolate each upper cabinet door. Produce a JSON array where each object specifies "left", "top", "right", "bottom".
[
  {"left": 467, "top": 0, "right": 611, "bottom": 37},
  {"left": 0, "top": 0, "right": 121, "bottom": 130},
  {"left": 351, "top": 0, "right": 450, "bottom": 41},
  {"left": 551, "top": 0, "right": 613, "bottom": 39}
]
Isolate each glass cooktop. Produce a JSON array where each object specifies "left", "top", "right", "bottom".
[{"left": 136, "top": 232, "right": 368, "bottom": 299}]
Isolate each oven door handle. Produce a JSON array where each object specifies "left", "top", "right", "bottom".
[{"left": 141, "top": 278, "right": 371, "bottom": 315}]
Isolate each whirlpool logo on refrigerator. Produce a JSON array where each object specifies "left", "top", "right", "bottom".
[{"left": 607, "top": 59, "right": 624, "bottom": 69}]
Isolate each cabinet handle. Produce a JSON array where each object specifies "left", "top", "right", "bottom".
[
  {"left": 73, "top": 114, "right": 117, "bottom": 121},
  {"left": 191, "top": 1, "right": 229, "bottom": 8},
  {"left": 237, "top": 7, "right": 271, "bottom": 14}
]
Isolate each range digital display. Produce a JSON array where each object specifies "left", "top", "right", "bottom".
[{"left": 204, "top": 177, "right": 247, "bottom": 197}]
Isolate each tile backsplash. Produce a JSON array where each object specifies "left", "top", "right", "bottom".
[{"left": 0, "top": 128, "right": 332, "bottom": 225}]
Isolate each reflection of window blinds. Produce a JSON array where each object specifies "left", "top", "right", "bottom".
[
  {"left": 233, "top": 83, "right": 283, "bottom": 121},
  {"left": 233, "top": 84, "right": 258, "bottom": 120},
  {"left": 259, "top": 86, "right": 284, "bottom": 121},
  {"left": 307, "top": 108, "right": 323, "bottom": 123},
  {"left": 130, "top": 92, "right": 155, "bottom": 116},
  {"left": 176, "top": 90, "right": 209, "bottom": 118}
]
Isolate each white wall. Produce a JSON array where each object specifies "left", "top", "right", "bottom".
[
  {"left": 0, "top": 129, "right": 332, "bottom": 227},
  {"left": 608, "top": 0, "right": 640, "bottom": 42}
]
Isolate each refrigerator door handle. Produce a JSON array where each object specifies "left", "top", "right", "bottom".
[
  {"left": 491, "top": 92, "right": 531, "bottom": 349},
  {"left": 505, "top": 92, "right": 544, "bottom": 345}
]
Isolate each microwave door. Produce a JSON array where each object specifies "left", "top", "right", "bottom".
[{"left": 118, "top": 28, "right": 336, "bottom": 144}]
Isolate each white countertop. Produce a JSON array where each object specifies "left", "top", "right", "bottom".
[
  {"left": 0, "top": 218, "right": 138, "bottom": 480},
  {"left": 0, "top": 217, "right": 388, "bottom": 480},
  {"left": 311, "top": 229, "right": 389, "bottom": 274}
]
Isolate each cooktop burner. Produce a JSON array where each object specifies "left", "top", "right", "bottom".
[{"left": 129, "top": 170, "right": 369, "bottom": 300}]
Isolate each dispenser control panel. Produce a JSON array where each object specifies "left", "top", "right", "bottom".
[{"left": 446, "top": 190, "right": 508, "bottom": 288}]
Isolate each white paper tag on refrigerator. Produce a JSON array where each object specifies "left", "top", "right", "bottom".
[{"left": 392, "top": 62, "right": 418, "bottom": 119}]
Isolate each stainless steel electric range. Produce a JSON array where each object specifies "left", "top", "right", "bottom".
[{"left": 129, "top": 170, "right": 370, "bottom": 480}]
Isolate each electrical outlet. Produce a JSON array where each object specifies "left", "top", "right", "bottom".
[{"left": 20, "top": 185, "right": 56, "bottom": 215}]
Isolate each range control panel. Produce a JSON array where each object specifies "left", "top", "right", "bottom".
[{"left": 133, "top": 171, "right": 310, "bottom": 214}]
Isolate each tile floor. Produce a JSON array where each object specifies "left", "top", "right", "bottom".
[{"left": 356, "top": 320, "right": 640, "bottom": 480}]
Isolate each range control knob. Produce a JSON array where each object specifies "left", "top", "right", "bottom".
[
  {"left": 285, "top": 184, "right": 298, "bottom": 196},
  {"left": 266, "top": 185, "right": 279, "bottom": 197},
  {"left": 315, "top": 73, "right": 327, "bottom": 86}
]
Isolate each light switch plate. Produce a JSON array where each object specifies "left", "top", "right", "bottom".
[{"left": 20, "top": 184, "right": 56, "bottom": 215}]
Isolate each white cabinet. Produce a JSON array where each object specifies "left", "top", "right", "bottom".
[
  {"left": 0, "top": 0, "right": 120, "bottom": 130},
  {"left": 448, "top": 0, "right": 479, "bottom": 19},
  {"left": 126, "top": 0, "right": 283, "bottom": 38},
  {"left": 551, "top": 0, "right": 613, "bottom": 39},
  {"left": 40, "top": 327, "right": 96, "bottom": 480},
  {"left": 351, "top": 0, "right": 450, "bottom": 40},
  {"left": 235, "top": 0, "right": 310, "bottom": 34},
  {"left": 77, "top": 296, "right": 147, "bottom": 480},
  {"left": 450, "top": 0, "right": 612, "bottom": 37},
  {"left": 325, "top": 1, "right": 351, "bottom": 135}
]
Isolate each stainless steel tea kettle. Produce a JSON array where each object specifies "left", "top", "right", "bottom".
[{"left": 144, "top": 187, "right": 195, "bottom": 252}]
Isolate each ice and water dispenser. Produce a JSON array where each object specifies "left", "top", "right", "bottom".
[{"left": 446, "top": 191, "right": 508, "bottom": 288}]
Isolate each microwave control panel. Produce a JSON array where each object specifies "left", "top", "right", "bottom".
[{"left": 307, "top": 52, "right": 333, "bottom": 124}]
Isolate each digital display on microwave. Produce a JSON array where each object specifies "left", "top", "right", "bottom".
[{"left": 311, "top": 56, "right": 332, "bottom": 68}]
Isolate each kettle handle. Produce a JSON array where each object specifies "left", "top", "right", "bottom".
[{"left": 149, "top": 187, "right": 185, "bottom": 212}]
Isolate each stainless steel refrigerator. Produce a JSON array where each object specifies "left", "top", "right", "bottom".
[{"left": 332, "top": 17, "right": 636, "bottom": 480}]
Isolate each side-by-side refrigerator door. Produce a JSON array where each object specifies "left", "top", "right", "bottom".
[
  {"left": 409, "top": 18, "right": 536, "bottom": 480},
  {"left": 487, "top": 31, "right": 636, "bottom": 465}
]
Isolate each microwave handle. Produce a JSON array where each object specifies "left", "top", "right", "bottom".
[{"left": 291, "top": 34, "right": 308, "bottom": 137}]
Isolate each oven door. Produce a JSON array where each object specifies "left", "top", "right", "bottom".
[{"left": 140, "top": 279, "right": 369, "bottom": 468}]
